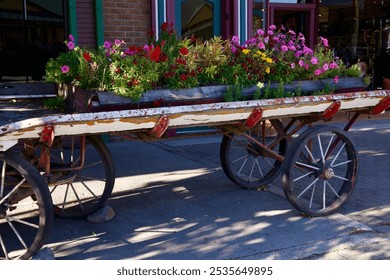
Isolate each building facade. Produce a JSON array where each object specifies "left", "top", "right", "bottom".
[{"left": 1, "top": 0, "right": 389, "bottom": 87}]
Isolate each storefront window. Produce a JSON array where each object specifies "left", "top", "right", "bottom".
[
  {"left": 0, "top": 0, "right": 66, "bottom": 81},
  {"left": 318, "top": 0, "right": 390, "bottom": 87},
  {"left": 176, "top": 0, "right": 221, "bottom": 40},
  {"left": 252, "top": 0, "right": 266, "bottom": 34}
]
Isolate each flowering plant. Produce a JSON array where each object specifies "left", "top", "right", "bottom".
[{"left": 44, "top": 23, "right": 361, "bottom": 101}]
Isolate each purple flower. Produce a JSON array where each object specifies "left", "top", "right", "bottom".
[
  {"left": 295, "top": 51, "right": 303, "bottom": 58},
  {"left": 289, "top": 45, "right": 296, "bottom": 51},
  {"left": 268, "top": 30, "right": 274, "bottom": 36},
  {"left": 281, "top": 45, "right": 288, "bottom": 52},
  {"left": 68, "top": 34, "right": 75, "bottom": 42},
  {"left": 61, "top": 65, "right": 70, "bottom": 73},
  {"left": 232, "top": 35, "right": 240, "bottom": 44},
  {"left": 273, "top": 36, "right": 280, "bottom": 42},
  {"left": 269, "top": 25, "right": 277, "bottom": 31},
  {"left": 256, "top": 29, "right": 265, "bottom": 36},
  {"left": 103, "top": 41, "right": 112, "bottom": 49},
  {"left": 67, "top": 41, "right": 75, "bottom": 50},
  {"left": 298, "top": 60, "right": 305, "bottom": 67},
  {"left": 114, "top": 39, "right": 122, "bottom": 45},
  {"left": 231, "top": 46, "right": 237, "bottom": 53},
  {"left": 257, "top": 42, "right": 265, "bottom": 50}
]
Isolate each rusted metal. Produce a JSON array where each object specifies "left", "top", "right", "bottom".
[
  {"left": 37, "top": 125, "right": 55, "bottom": 175},
  {"left": 150, "top": 115, "right": 170, "bottom": 138}
]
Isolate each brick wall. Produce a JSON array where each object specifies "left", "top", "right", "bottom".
[{"left": 103, "top": 0, "right": 151, "bottom": 46}]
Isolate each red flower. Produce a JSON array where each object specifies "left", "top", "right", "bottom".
[
  {"left": 150, "top": 46, "right": 161, "bottom": 62},
  {"left": 161, "top": 22, "right": 169, "bottom": 31},
  {"left": 179, "top": 47, "right": 189, "bottom": 56},
  {"left": 176, "top": 57, "right": 186, "bottom": 65},
  {"left": 180, "top": 74, "right": 187, "bottom": 81},
  {"left": 83, "top": 52, "right": 91, "bottom": 62}
]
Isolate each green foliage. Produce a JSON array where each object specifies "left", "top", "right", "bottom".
[{"left": 43, "top": 97, "right": 66, "bottom": 111}]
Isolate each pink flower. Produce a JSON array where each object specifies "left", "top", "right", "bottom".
[
  {"left": 268, "top": 30, "right": 274, "bottom": 36},
  {"left": 320, "top": 36, "right": 329, "bottom": 47},
  {"left": 314, "top": 68, "right": 322, "bottom": 76},
  {"left": 298, "top": 60, "right": 305, "bottom": 67},
  {"left": 281, "top": 45, "right": 288, "bottom": 52},
  {"left": 290, "top": 63, "right": 295, "bottom": 69},
  {"left": 114, "top": 39, "right": 122, "bottom": 45},
  {"left": 103, "top": 41, "right": 111, "bottom": 49},
  {"left": 333, "top": 76, "right": 339, "bottom": 83},
  {"left": 322, "top": 63, "right": 329, "bottom": 71},
  {"left": 67, "top": 41, "right": 75, "bottom": 50},
  {"left": 61, "top": 65, "right": 70, "bottom": 73},
  {"left": 311, "top": 57, "right": 319, "bottom": 65},
  {"left": 329, "top": 62, "right": 338, "bottom": 69},
  {"left": 68, "top": 34, "right": 75, "bottom": 42}
]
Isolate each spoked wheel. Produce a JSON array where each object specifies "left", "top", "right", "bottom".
[
  {"left": 282, "top": 125, "right": 359, "bottom": 217},
  {"left": 28, "top": 135, "right": 115, "bottom": 219},
  {"left": 0, "top": 151, "right": 53, "bottom": 260},
  {"left": 220, "top": 119, "right": 287, "bottom": 189}
]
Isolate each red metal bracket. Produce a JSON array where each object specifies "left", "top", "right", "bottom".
[
  {"left": 321, "top": 100, "right": 341, "bottom": 120},
  {"left": 370, "top": 96, "right": 390, "bottom": 115},
  {"left": 150, "top": 115, "right": 170, "bottom": 138},
  {"left": 39, "top": 125, "right": 55, "bottom": 146},
  {"left": 244, "top": 108, "right": 263, "bottom": 129},
  {"left": 38, "top": 125, "right": 55, "bottom": 175}
]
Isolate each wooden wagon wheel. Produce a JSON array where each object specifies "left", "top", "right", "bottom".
[
  {"left": 282, "top": 125, "right": 359, "bottom": 217},
  {"left": 26, "top": 135, "right": 115, "bottom": 219},
  {"left": 220, "top": 119, "right": 287, "bottom": 189},
  {"left": 0, "top": 151, "right": 53, "bottom": 260}
]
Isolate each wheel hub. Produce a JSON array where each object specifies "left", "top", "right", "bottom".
[{"left": 321, "top": 167, "right": 335, "bottom": 180}]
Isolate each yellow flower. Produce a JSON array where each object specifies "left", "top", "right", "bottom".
[
  {"left": 266, "top": 58, "right": 273, "bottom": 64},
  {"left": 266, "top": 67, "right": 270, "bottom": 74},
  {"left": 256, "top": 82, "right": 264, "bottom": 89},
  {"left": 242, "top": 49, "right": 251, "bottom": 55}
]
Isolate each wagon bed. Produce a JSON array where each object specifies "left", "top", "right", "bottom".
[{"left": 0, "top": 87, "right": 389, "bottom": 260}]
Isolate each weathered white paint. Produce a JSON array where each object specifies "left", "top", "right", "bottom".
[{"left": 0, "top": 91, "right": 388, "bottom": 151}]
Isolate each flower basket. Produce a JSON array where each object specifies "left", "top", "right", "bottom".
[
  {"left": 47, "top": 23, "right": 365, "bottom": 111},
  {"left": 58, "top": 76, "right": 366, "bottom": 113}
]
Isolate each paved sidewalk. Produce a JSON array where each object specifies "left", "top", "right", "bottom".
[{"left": 42, "top": 118, "right": 389, "bottom": 260}]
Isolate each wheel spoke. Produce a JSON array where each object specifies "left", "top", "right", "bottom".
[
  {"left": 304, "top": 144, "right": 316, "bottom": 163},
  {"left": 237, "top": 157, "right": 249, "bottom": 177},
  {"left": 249, "top": 160, "right": 256, "bottom": 182},
  {"left": 318, "top": 134, "right": 326, "bottom": 164},
  {"left": 330, "top": 143, "right": 346, "bottom": 167},
  {"left": 309, "top": 181, "right": 317, "bottom": 209},
  {"left": 333, "top": 174, "right": 349, "bottom": 181},
  {"left": 255, "top": 158, "right": 264, "bottom": 177},
  {"left": 322, "top": 181, "right": 327, "bottom": 209},
  {"left": 0, "top": 177, "right": 26, "bottom": 205},
  {"left": 293, "top": 171, "right": 314, "bottom": 182},
  {"left": 1, "top": 160, "right": 6, "bottom": 198},
  {"left": 7, "top": 216, "right": 40, "bottom": 229},
  {"left": 69, "top": 183, "right": 85, "bottom": 213},
  {"left": 231, "top": 154, "right": 250, "bottom": 165},
  {"left": 0, "top": 234, "right": 10, "bottom": 260},
  {"left": 296, "top": 161, "right": 319, "bottom": 171},
  {"left": 297, "top": 178, "right": 319, "bottom": 199},
  {"left": 331, "top": 160, "right": 351, "bottom": 168},
  {"left": 326, "top": 181, "right": 340, "bottom": 198},
  {"left": 6, "top": 217, "right": 28, "bottom": 249}
]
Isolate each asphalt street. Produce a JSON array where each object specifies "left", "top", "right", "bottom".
[{"left": 43, "top": 116, "right": 390, "bottom": 260}]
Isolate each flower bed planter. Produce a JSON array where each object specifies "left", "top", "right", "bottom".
[{"left": 58, "top": 76, "right": 366, "bottom": 113}]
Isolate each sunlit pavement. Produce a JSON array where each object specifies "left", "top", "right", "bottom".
[{"left": 45, "top": 117, "right": 390, "bottom": 260}]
